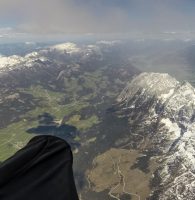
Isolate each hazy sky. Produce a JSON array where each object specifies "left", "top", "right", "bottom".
[{"left": 0, "top": 0, "right": 195, "bottom": 40}]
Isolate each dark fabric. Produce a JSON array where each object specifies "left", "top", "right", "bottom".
[{"left": 0, "top": 135, "right": 79, "bottom": 200}]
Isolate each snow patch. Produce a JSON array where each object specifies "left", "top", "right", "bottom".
[
  {"left": 161, "top": 118, "right": 181, "bottom": 140},
  {"left": 160, "top": 88, "right": 175, "bottom": 101}
]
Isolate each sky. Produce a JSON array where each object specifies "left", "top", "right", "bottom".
[{"left": 0, "top": 0, "right": 195, "bottom": 41}]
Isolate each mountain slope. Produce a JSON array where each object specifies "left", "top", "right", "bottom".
[{"left": 116, "top": 72, "right": 195, "bottom": 199}]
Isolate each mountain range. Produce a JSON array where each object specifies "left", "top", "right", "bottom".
[{"left": 0, "top": 41, "right": 195, "bottom": 199}]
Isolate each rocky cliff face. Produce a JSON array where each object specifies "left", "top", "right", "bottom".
[{"left": 116, "top": 72, "right": 195, "bottom": 199}]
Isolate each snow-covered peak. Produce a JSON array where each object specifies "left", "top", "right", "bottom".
[
  {"left": 50, "top": 42, "right": 80, "bottom": 54},
  {"left": 117, "top": 72, "right": 179, "bottom": 102},
  {"left": 0, "top": 55, "right": 24, "bottom": 69},
  {"left": 118, "top": 72, "right": 195, "bottom": 122},
  {"left": 25, "top": 51, "right": 39, "bottom": 58},
  {"left": 0, "top": 50, "right": 47, "bottom": 72}
]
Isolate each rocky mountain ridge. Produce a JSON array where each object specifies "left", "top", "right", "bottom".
[{"left": 116, "top": 72, "right": 195, "bottom": 199}]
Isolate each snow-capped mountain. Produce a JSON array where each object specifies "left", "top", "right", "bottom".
[
  {"left": 116, "top": 72, "right": 195, "bottom": 200},
  {"left": 0, "top": 52, "right": 47, "bottom": 72},
  {"left": 0, "top": 43, "right": 80, "bottom": 75},
  {"left": 0, "top": 41, "right": 121, "bottom": 74}
]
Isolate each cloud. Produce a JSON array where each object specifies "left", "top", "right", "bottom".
[{"left": 0, "top": 0, "right": 195, "bottom": 36}]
